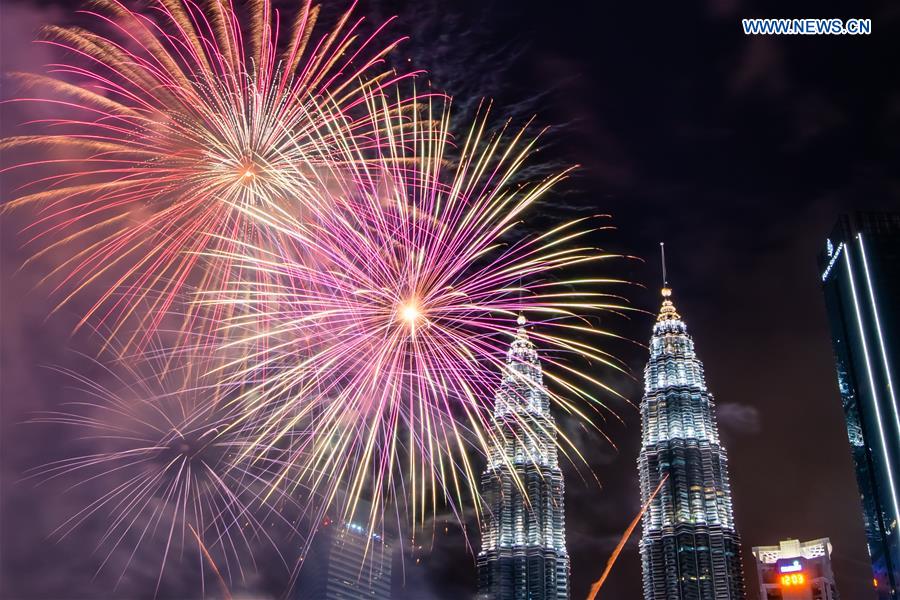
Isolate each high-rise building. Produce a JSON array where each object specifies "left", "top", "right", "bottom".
[
  {"left": 477, "top": 315, "right": 569, "bottom": 600},
  {"left": 819, "top": 212, "right": 900, "bottom": 599},
  {"left": 752, "top": 538, "right": 840, "bottom": 600},
  {"left": 638, "top": 286, "right": 746, "bottom": 600},
  {"left": 294, "top": 506, "right": 392, "bottom": 600}
]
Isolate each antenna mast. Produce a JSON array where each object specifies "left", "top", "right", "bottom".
[{"left": 660, "top": 242, "right": 668, "bottom": 287}]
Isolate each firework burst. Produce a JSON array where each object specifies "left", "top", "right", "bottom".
[
  {"left": 2, "top": 0, "right": 408, "bottom": 347},
  {"left": 27, "top": 350, "right": 310, "bottom": 596},
  {"left": 202, "top": 91, "right": 633, "bottom": 534}
]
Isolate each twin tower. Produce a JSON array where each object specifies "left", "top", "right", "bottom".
[
  {"left": 477, "top": 288, "right": 747, "bottom": 600},
  {"left": 638, "top": 287, "right": 746, "bottom": 599}
]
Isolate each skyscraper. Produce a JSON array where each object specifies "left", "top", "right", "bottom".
[
  {"left": 638, "top": 286, "right": 746, "bottom": 600},
  {"left": 752, "top": 537, "right": 840, "bottom": 600},
  {"left": 294, "top": 505, "right": 392, "bottom": 600},
  {"left": 477, "top": 315, "right": 569, "bottom": 600},
  {"left": 819, "top": 212, "right": 900, "bottom": 599}
]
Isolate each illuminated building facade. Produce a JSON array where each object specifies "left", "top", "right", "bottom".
[
  {"left": 819, "top": 212, "right": 900, "bottom": 599},
  {"left": 293, "top": 508, "right": 392, "bottom": 600},
  {"left": 477, "top": 316, "right": 569, "bottom": 600},
  {"left": 638, "top": 287, "right": 746, "bottom": 600},
  {"left": 752, "top": 538, "right": 840, "bottom": 600}
]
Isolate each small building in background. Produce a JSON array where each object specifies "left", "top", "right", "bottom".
[
  {"left": 751, "top": 538, "right": 840, "bottom": 600},
  {"left": 293, "top": 506, "right": 392, "bottom": 600}
]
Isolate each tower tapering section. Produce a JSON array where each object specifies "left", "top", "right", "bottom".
[
  {"left": 639, "top": 287, "right": 746, "bottom": 600},
  {"left": 477, "top": 316, "right": 569, "bottom": 600}
]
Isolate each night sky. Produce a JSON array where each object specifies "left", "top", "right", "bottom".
[{"left": 2, "top": 0, "right": 899, "bottom": 599}]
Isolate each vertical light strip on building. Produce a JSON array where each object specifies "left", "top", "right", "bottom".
[
  {"left": 857, "top": 234, "right": 900, "bottom": 440},
  {"left": 843, "top": 247, "right": 900, "bottom": 522}
]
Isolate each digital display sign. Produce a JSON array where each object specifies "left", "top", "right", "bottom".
[
  {"left": 780, "top": 573, "right": 806, "bottom": 587},
  {"left": 775, "top": 558, "right": 808, "bottom": 589},
  {"left": 779, "top": 559, "right": 803, "bottom": 573}
]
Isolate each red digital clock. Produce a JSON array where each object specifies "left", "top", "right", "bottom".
[{"left": 780, "top": 573, "right": 806, "bottom": 587}]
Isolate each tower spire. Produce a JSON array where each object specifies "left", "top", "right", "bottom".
[
  {"left": 657, "top": 244, "right": 679, "bottom": 322},
  {"left": 517, "top": 312, "right": 528, "bottom": 338},
  {"left": 660, "top": 242, "right": 668, "bottom": 288}
]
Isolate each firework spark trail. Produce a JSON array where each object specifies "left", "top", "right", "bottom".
[
  {"left": 586, "top": 474, "right": 669, "bottom": 600},
  {"left": 2, "top": 0, "right": 411, "bottom": 349},
  {"left": 189, "top": 523, "right": 233, "bottom": 600},
  {"left": 25, "top": 348, "right": 316, "bottom": 595},
  {"left": 198, "top": 90, "right": 635, "bottom": 538}
]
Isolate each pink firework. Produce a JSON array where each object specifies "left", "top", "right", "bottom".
[
  {"left": 201, "top": 92, "right": 633, "bottom": 532},
  {"left": 2, "top": 0, "right": 408, "bottom": 347}
]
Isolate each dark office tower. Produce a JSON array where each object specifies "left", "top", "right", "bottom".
[
  {"left": 638, "top": 286, "right": 746, "bottom": 600},
  {"left": 819, "top": 212, "right": 900, "bottom": 599},
  {"left": 477, "top": 316, "right": 569, "bottom": 600},
  {"left": 293, "top": 504, "right": 392, "bottom": 600}
]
